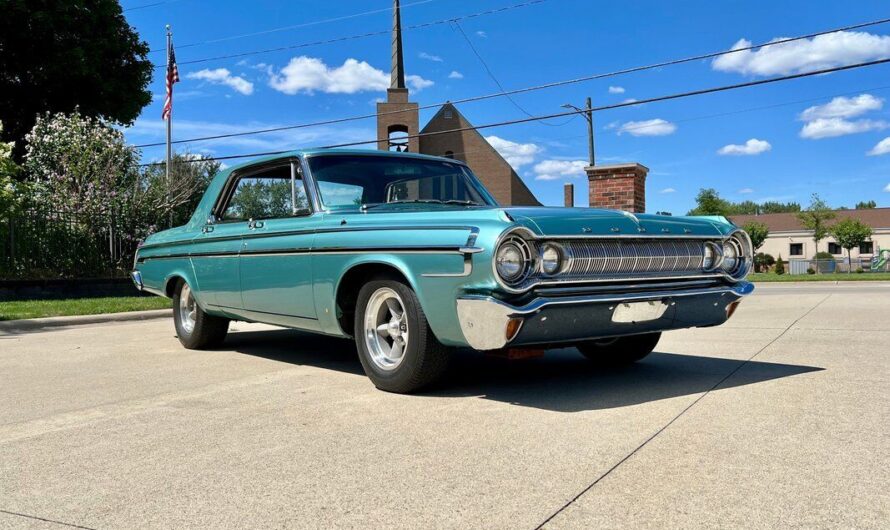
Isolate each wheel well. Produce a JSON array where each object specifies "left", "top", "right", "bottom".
[
  {"left": 164, "top": 276, "right": 184, "bottom": 298},
  {"left": 336, "top": 263, "right": 410, "bottom": 336}
]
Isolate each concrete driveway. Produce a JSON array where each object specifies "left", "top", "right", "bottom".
[{"left": 1, "top": 282, "right": 888, "bottom": 529}]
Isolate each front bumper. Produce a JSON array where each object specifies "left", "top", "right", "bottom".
[
  {"left": 130, "top": 270, "right": 144, "bottom": 291},
  {"left": 456, "top": 282, "right": 754, "bottom": 350}
]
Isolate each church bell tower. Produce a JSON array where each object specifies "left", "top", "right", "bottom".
[{"left": 376, "top": 0, "right": 420, "bottom": 152}]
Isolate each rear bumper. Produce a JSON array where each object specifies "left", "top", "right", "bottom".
[
  {"left": 130, "top": 270, "right": 144, "bottom": 291},
  {"left": 455, "top": 281, "right": 754, "bottom": 350}
]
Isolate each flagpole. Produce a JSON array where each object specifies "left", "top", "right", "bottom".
[{"left": 165, "top": 24, "right": 173, "bottom": 228}]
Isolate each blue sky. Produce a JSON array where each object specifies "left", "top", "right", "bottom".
[{"left": 122, "top": 0, "right": 890, "bottom": 213}]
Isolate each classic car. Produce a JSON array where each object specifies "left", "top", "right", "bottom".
[{"left": 131, "top": 149, "right": 754, "bottom": 393}]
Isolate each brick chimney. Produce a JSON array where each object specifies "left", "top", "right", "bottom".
[
  {"left": 563, "top": 183, "right": 574, "bottom": 207},
  {"left": 586, "top": 163, "right": 648, "bottom": 213}
]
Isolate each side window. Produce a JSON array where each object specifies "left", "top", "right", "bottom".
[
  {"left": 789, "top": 243, "right": 803, "bottom": 256},
  {"left": 221, "top": 164, "right": 309, "bottom": 221},
  {"left": 827, "top": 242, "right": 842, "bottom": 255}
]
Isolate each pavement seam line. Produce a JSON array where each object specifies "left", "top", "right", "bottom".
[
  {"left": 532, "top": 293, "right": 833, "bottom": 530},
  {"left": 0, "top": 509, "right": 98, "bottom": 529}
]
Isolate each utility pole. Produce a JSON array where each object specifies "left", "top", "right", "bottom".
[{"left": 562, "top": 97, "right": 595, "bottom": 166}]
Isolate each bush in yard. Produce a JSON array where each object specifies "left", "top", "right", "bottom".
[
  {"left": 807, "top": 267, "right": 816, "bottom": 275},
  {"left": 754, "top": 252, "right": 775, "bottom": 272},
  {"left": 775, "top": 255, "right": 785, "bottom": 275},
  {"left": 813, "top": 251, "right": 835, "bottom": 273},
  {"left": 856, "top": 267, "right": 864, "bottom": 274}
]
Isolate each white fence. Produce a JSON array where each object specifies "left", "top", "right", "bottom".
[{"left": 788, "top": 257, "right": 890, "bottom": 275}]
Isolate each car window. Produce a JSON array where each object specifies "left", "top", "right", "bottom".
[{"left": 221, "top": 165, "right": 309, "bottom": 221}]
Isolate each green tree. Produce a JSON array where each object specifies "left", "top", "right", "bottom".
[
  {"left": 775, "top": 255, "right": 785, "bottom": 275},
  {"left": 687, "top": 188, "right": 731, "bottom": 216},
  {"left": 0, "top": 0, "right": 152, "bottom": 160},
  {"left": 741, "top": 221, "right": 769, "bottom": 251},
  {"left": 796, "top": 194, "right": 836, "bottom": 270},
  {"left": 138, "top": 153, "right": 221, "bottom": 227},
  {"left": 855, "top": 200, "right": 877, "bottom": 209},
  {"left": 0, "top": 122, "right": 30, "bottom": 217},
  {"left": 831, "top": 218, "right": 873, "bottom": 273}
]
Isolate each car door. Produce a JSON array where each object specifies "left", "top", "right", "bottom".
[
  {"left": 189, "top": 221, "right": 246, "bottom": 311},
  {"left": 237, "top": 159, "right": 320, "bottom": 323}
]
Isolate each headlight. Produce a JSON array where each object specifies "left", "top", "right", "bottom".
[
  {"left": 722, "top": 242, "right": 738, "bottom": 272},
  {"left": 540, "top": 244, "right": 562, "bottom": 275},
  {"left": 703, "top": 243, "right": 716, "bottom": 270},
  {"left": 496, "top": 241, "right": 527, "bottom": 281}
]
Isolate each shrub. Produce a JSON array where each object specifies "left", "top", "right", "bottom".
[
  {"left": 807, "top": 267, "right": 816, "bottom": 275},
  {"left": 754, "top": 252, "right": 775, "bottom": 272},
  {"left": 856, "top": 267, "right": 865, "bottom": 274},
  {"left": 775, "top": 255, "right": 785, "bottom": 275}
]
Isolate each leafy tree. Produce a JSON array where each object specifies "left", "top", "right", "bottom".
[
  {"left": 855, "top": 200, "right": 877, "bottom": 209},
  {"left": 796, "top": 194, "right": 836, "bottom": 270},
  {"left": 0, "top": 122, "right": 30, "bottom": 217},
  {"left": 775, "top": 255, "right": 785, "bottom": 275},
  {"left": 687, "top": 188, "right": 731, "bottom": 216},
  {"left": 0, "top": 0, "right": 152, "bottom": 160},
  {"left": 742, "top": 221, "right": 769, "bottom": 251},
  {"left": 687, "top": 188, "right": 801, "bottom": 216},
  {"left": 759, "top": 201, "right": 801, "bottom": 214},
  {"left": 754, "top": 252, "right": 775, "bottom": 273},
  {"left": 138, "top": 153, "right": 222, "bottom": 228},
  {"left": 831, "top": 218, "right": 873, "bottom": 273}
]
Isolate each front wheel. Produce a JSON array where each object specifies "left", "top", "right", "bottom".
[
  {"left": 576, "top": 332, "right": 661, "bottom": 366},
  {"left": 354, "top": 278, "right": 451, "bottom": 393},
  {"left": 173, "top": 280, "right": 230, "bottom": 349}
]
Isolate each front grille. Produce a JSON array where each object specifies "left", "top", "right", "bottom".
[{"left": 524, "top": 239, "right": 715, "bottom": 286}]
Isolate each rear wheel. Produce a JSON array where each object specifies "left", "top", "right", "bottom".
[
  {"left": 354, "top": 278, "right": 451, "bottom": 393},
  {"left": 173, "top": 280, "right": 229, "bottom": 349},
  {"left": 576, "top": 332, "right": 661, "bottom": 366}
]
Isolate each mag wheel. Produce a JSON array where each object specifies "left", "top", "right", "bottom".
[
  {"left": 354, "top": 278, "right": 451, "bottom": 393},
  {"left": 173, "top": 280, "right": 230, "bottom": 349},
  {"left": 576, "top": 332, "right": 661, "bottom": 366}
]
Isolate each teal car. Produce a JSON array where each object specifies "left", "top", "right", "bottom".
[{"left": 132, "top": 149, "right": 754, "bottom": 393}]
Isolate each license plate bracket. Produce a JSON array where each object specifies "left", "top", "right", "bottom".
[{"left": 611, "top": 300, "right": 668, "bottom": 323}]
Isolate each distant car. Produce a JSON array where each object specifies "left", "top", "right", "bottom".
[{"left": 132, "top": 150, "right": 753, "bottom": 393}]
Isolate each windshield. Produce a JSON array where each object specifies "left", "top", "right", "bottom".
[{"left": 307, "top": 154, "right": 496, "bottom": 211}]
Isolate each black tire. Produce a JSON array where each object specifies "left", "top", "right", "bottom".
[
  {"left": 576, "top": 332, "right": 661, "bottom": 366},
  {"left": 173, "top": 280, "right": 230, "bottom": 349},
  {"left": 354, "top": 277, "right": 451, "bottom": 393}
]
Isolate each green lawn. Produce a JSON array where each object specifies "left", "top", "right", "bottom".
[
  {"left": 749, "top": 272, "right": 890, "bottom": 282},
  {"left": 0, "top": 296, "right": 171, "bottom": 321}
]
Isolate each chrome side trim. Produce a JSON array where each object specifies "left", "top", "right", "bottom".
[
  {"left": 456, "top": 282, "right": 754, "bottom": 350},
  {"left": 423, "top": 228, "right": 483, "bottom": 278}
]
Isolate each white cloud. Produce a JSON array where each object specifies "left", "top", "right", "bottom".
[
  {"left": 406, "top": 74, "right": 434, "bottom": 91},
  {"left": 268, "top": 56, "right": 432, "bottom": 95},
  {"left": 608, "top": 86, "right": 625, "bottom": 94},
  {"left": 532, "top": 159, "right": 588, "bottom": 181},
  {"left": 884, "top": 183, "right": 890, "bottom": 192},
  {"left": 187, "top": 68, "right": 254, "bottom": 95},
  {"left": 868, "top": 137, "right": 890, "bottom": 156},
  {"left": 712, "top": 31, "right": 890, "bottom": 76},
  {"left": 800, "top": 94, "right": 883, "bottom": 121},
  {"left": 737, "top": 187, "right": 755, "bottom": 194},
  {"left": 799, "top": 118, "right": 888, "bottom": 139},
  {"left": 419, "top": 52, "right": 443, "bottom": 62},
  {"left": 476, "top": 30, "right": 487, "bottom": 38},
  {"left": 659, "top": 187, "right": 676, "bottom": 194},
  {"left": 717, "top": 138, "right": 772, "bottom": 156},
  {"left": 615, "top": 119, "right": 677, "bottom": 136},
  {"left": 485, "top": 135, "right": 542, "bottom": 168},
  {"left": 448, "top": 70, "right": 464, "bottom": 79}
]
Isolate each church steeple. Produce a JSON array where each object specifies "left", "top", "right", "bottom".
[{"left": 390, "top": 0, "right": 406, "bottom": 90}]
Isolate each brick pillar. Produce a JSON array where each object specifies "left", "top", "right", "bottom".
[
  {"left": 564, "top": 183, "right": 574, "bottom": 207},
  {"left": 586, "top": 163, "right": 648, "bottom": 213},
  {"left": 376, "top": 88, "right": 420, "bottom": 153}
]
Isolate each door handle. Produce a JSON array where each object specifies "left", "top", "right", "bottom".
[
  {"left": 202, "top": 225, "right": 214, "bottom": 233},
  {"left": 248, "top": 219, "right": 264, "bottom": 230}
]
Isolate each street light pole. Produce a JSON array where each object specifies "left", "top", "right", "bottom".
[{"left": 562, "top": 98, "right": 595, "bottom": 166}]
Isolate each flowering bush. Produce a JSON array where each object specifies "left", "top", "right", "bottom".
[{"left": 0, "top": 122, "right": 29, "bottom": 217}]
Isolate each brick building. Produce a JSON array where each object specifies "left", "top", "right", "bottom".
[{"left": 377, "top": 1, "right": 539, "bottom": 206}]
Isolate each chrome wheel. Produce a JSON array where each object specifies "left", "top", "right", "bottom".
[
  {"left": 363, "top": 287, "right": 409, "bottom": 371},
  {"left": 179, "top": 283, "right": 197, "bottom": 335}
]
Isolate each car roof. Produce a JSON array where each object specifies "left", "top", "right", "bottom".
[{"left": 224, "top": 148, "right": 465, "bottom": 173}]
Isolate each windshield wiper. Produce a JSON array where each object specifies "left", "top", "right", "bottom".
[{"left": 361, "top": 199, "right": 480, "bottom": 210}]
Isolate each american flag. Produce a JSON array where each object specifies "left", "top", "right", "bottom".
[{"left": 162, "top": 41, "right": 180, "bottom": 120}]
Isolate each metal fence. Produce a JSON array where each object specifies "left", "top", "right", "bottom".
[
  {"left": 788, "top": 258, "right": 890, "bottom": 275},
  {"left": 0, "top": 208, "right": 140, "bottom": 280}
]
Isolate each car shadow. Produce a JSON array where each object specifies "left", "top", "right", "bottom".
[{"left": 223, "top": 329, "right": 824, "bottom": 413}]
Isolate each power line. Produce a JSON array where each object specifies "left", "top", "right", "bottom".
[
  {"left": 125, "top": 0, "right": 185, "bottom": 12},
  {"left": 147, "top": 0, "right": 439, "bottom": 53},
  {"left": 136, "top": 57, "right": 890, "bottom": 166},
  {"left": 151, "top": 0, "right": 548, "bottom": 68},
  {"left": 134, "top": 15, "right": 890, "bottom": 148},
  {"left": 451, "top": 20, "right": 574, "bottom": 127}
]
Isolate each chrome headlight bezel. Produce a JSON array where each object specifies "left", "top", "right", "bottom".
[
  {"left": 494, "top": 234, "right": 533, "bottom": 287},
  {"left": 721, "top": 229, "right": 753, "bottom": 281},
  {"left": 539, "top": 242, "right": 565, "bottom": 276}
]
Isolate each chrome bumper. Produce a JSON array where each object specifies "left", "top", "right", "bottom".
[
  {"left": 456, "top": 282, "right": 754, "bottom": 350},
  {"left": 130, "top": 270, "right": 144, "bottom": 291}
]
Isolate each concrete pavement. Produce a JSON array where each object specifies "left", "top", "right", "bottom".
[{"left": 1, "top": 282, "right": 888, "bottom": 528}]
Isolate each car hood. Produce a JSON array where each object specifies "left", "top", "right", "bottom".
[{"left": 503, "top": 207, "right": 732, "bottom": 238}]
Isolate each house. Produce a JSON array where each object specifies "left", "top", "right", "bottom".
[{"left": 729, "top": 208, "right": 890, "bottom": 261}]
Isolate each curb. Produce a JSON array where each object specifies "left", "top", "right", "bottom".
[{"left": 0, "top": 309, "right": 172, "bottom": 334}]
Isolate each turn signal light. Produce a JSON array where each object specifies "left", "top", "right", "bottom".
[
  {"left": 505, "top": 317, "right": 524, "bottom": 342},
  {"left": 725, "top": 301, "right": 741, "bottom": 320}
]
